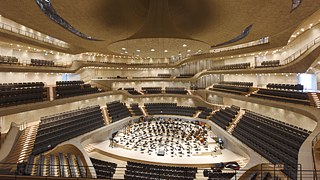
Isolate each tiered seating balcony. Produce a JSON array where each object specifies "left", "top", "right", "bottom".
[
  {"left": 255, "top": 60, "right": 280, "bottom": 68},
  {"left": 32, "top": 105, "right": 104, "bottom": 155},
  {"left": 106, "top": 101, "right": 132, "bottom": 122},
  {"left": 209, "top": 63, "right": 250, "bottom": 70},
  {"left": 56, "top": 81, "right": 102, "bottom": 99},
  {"left": 0, "top": 82, "right": 47, "bottom": 107},
  {"left": 219, "top": 81, "right": 253, "bottom": 87},
  {"left": 209, "top": 105, "right": 240, "bottom": 130},
  {"left": 197, "top": 107, "right": 212, "bottom": 119},
  {"left": 90, "top": 158, "right": 117, "bottom": 179},
  {"left": 123, "top": 88, "right": 142, "bottom": 95},
  {"left": 31, "top": 59, "right": 54, "bottom": 67},
  {"left": 209, "top": 84, "right": 250, "bottom": 95},
  {"left": 165, "top": 87, "right": 188, "bottom": 94},
  {"left": 130, "top": 103, "right": 143, "bottom": 116},
  {"left": 232, "top": 110, "right": 311, "bottom": 179},
  {"left": 266, "top": 83, "right": 304, "bottom": 91},
  {"left": 141, "top": 87, "right": 162, "bottom": 94},
  {"left": 125, "top": 161, "right": 197, "bottom": 180},
  {"left": 250, "top": 88, "right": 310, "bottom": 105},
  {"left": 144, "top": 103, "right": 198, "bottom": 117},
  {"left": 176, "top": 74, "right": 195, "bottom": 78},
  {"left": 0, "top": 55, "right": 19, "bottom": 65}
]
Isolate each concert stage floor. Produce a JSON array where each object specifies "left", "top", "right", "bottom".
[{"left": 91, "top": 140, "right": 246, "bottom": 167}]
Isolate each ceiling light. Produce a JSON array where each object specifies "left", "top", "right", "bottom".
[
  {"left": 164, "top": 50, "right": 168, "bottom": 53},
  {"left": 151, "top": 48, "right": 155, "bottom": 52},
  {"left": 187, "top": 49, "right": 191, "bottom": 52},
  {"left": 182, "top": 44, "right": 187, "bottom": 47},
  {"left": 136, "top": 49, "right": 140, "bottom": 52},
  {"left": 124, "top": 51, "right": 128, "bottom": 54},
  {"left": 122, "top": 47, "right": 126, "bottom": 50}
]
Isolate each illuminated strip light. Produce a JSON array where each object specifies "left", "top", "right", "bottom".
[{"left": 210, "top": 37, "right": 269, "bottom": 53}]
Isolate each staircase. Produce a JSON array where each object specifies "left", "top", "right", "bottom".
[
  {"left": 141, "top": 106, "right": 148, "bottom": 116},
  {"left": 101, "top": 106, "right": 110, "bottom": 125},
  {"left": 4, "top": 125, "right": 38, "bottom": 164},
  {"left": 195, "top": 169, "right": 208, "bottom": 180},
  {"left": 113, "top": 165, "right": 127, "bottom": 179},
  {"left": 308, "top": 92, "right": 320, "bottom": 108},
  {"left": 227, "top": 109, "right": 245, "bottom": 134},
  {"left": 194, "top": 111, "right": 202, "bottom": 118}
]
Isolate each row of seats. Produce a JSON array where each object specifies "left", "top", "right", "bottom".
[
  {"left": 32, "top": 105, "right": 105, "bottom": 155},
  {"left": 210, "top": 84, "right": 250, "bottom": 95},
  {"left": 219, "top": 81, "right": 253, "bottom": 87},
  {"left": 209, "top": 105, "right": 240, "bottom": 130},
  {"left": 125, "top": 161, "right": 197, "bottom": 180},
  {"left": 106, "top": 101, "right": 132, "bottom": 122},
  {"left": 266, "top": 83, "right": 304, "bottom": 91},
  {"left": 130, "top": 103, "right": 143, "bottom": 116},
  {"left": 123, "top": 88, "right": 142, "bottom": 95},
  {"left": 197, "top": 107, "right": 212, "bottom": 119},
  {"left": 31, "top": 59, "right": 54, "bottom": 67},
  {"left": 0, "top": 55, "right": 19, "bottom": 64},
  {"left": 203, "top": 169, "right": 235, "bottom": 180},
  {"left": 157, "top": 74, "right": 172, "bottom": 78},
  {"left": 90, "top": 158, "right": 117, "bottom": 179},
  {"left": 56, "top": 81, "right": 102, "bottom": 99},
  {"left": 176, "top": 74, "right": 195, "bottom": 78},
  {"left": 141, "top": 87, "right": 162, "bottom": 94},
  {"left": 260, "top": 60, "right": 280, "bottom": 67},
  {"left": 209, "top": 63, "right": 251, "bottom": 70},
  {"left": 144, "top": 103, "right": 198, "bottom": 117},
  {"left": 24, "top": 153, "right": 87, "bottom": 178},
  {"left": 165, "top": 87, "right": 188, "bottom": 94},
  {"left": 251, "top": 89, "right": 310, "bottom": 105},
  {"left": 232, "top": 110, "right": 311, "bottom": 179},
  {"left": 0, "top": 82, "right": 47, "bottom": 107}
]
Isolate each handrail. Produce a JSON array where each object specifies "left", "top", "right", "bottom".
[
  {"left": 312, "top": 132, "right": 320, "bottom": 180},
  {"left": 282, "top": 36, "right": 320, "bottom": 65},
  {"left": 0, "top": 21, "right": 69, "bottom": 48}
]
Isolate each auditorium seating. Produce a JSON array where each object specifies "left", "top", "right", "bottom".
[
  {"left": 209, "top": 105, "right": 240, "bottom": 130},
  {"left": 232, "top": 110, "right": 311, "bottom": 179},
  {"left": 106, "top": 101, "right": 132, "bottom": 122},
  {"left": 250, "top": 88, "right": 310, "bottom": 105},
  {"left": 125, "top": 161, "right": 197, "bottom": 180},
  {"left": 56, "top": 80, "right": 102, "bottom": 99},
  {"left": 204, "top": 170, "right": 235, "bottom": 180},
  {"left": 209, "top": 62, "right": 250, "bottom": 70},
  {"left": 90, "top": 158, "right": 117, "bottom": 179},
  {"left": 219, "top": 81, "right": 253, "bottom": 87},
  {"left": 158, "top": 73, "right": 172, "bottom": 78},
  {"left": 124, "top": 88, "right": 142, "bottom": 95},
  {"left": 176, "top": 73, "right": 195, "bottom": 78},
  {"left": 0, "top": 82, "right": 47, "bottom": 107},
  {"left": 209, "top": 84, "right": 250, "bottom": 95},
  {"left": 142, "top": 87, "right": 162, "bottom": 94},
  {"left": 31, "top": 59, "right": 54, "bottom": 67},
  {"left": 257, "top": 60, "right": 280, "bottom": 67},
  {"left": 197, "top": 107, "right": 212, "bottom": 119},
  {"left": 32, "top": 105, "right": 104, "bottom": 155},
  {"left": 25, "top": 153, "right": 87, "bottom": 178},
  {"left": 0, "top": 55, "right": 19, "bottom": 65},
  {"left": 266, "top": 83, "right": 304, "bottom": 91},
  {"left": 130, "top": 103, "right": 143, "bottom": 116},
  {"left": 165, "top": 87, "right": 188, "bottom": 94},
  {"left": 144, "top": 103, "right": 198, "bottom": 117}
]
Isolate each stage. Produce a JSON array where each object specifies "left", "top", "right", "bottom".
[{"left": 90, "top": 139, "right": 246, "bottom": 167}]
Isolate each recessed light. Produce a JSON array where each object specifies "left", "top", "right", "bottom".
[
  {"left": 164, "top": 50, "right": 168, "bottom": 53},
  {"left": 124, "top": 51, "right": 128, "bottom": 54},
  {"left": 122, "top": 47, "right": 126, "bottom": 50},
  {"left": 187, "top": 49, "right": 191, "bottom": 52},
  {"left": 151, "top": 48, "right": 155, "bottom": 52},
  {"left": 183, "top": 44, "right": 187, "bottom": 47},
  {"left": 136, "top": 49, "right": 140, "bottom": 52}
]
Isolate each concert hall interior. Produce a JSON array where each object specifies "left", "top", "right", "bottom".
[{"left": 0, "top": 0, "right": 320, "bottom": 179}]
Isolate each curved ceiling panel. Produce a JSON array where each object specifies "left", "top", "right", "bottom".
[{"left": 35, "top": 0, "right": 102, "bottom": 41}]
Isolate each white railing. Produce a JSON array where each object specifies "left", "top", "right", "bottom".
[{"left": 0, "top": 22, "right": 69, "bottom": 48}]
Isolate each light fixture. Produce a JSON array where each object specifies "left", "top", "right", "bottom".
[
  {"left": 187, "top": 49, "right": 191, "bottom": 52},
  {"left": 122, "top": 47, "right": 126, "bottom": 50},
  {"left": 183, "top": 44, "right": 187, "bottom": 47},
  {"left": 151, "top": 48, "right": 155, "bottom": 52},
  {"left": 164, "top": 50, "right": 168, "bottom": 53},
  {"left": 136, "top": 49, "right": 140, "bottom": 52}
]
